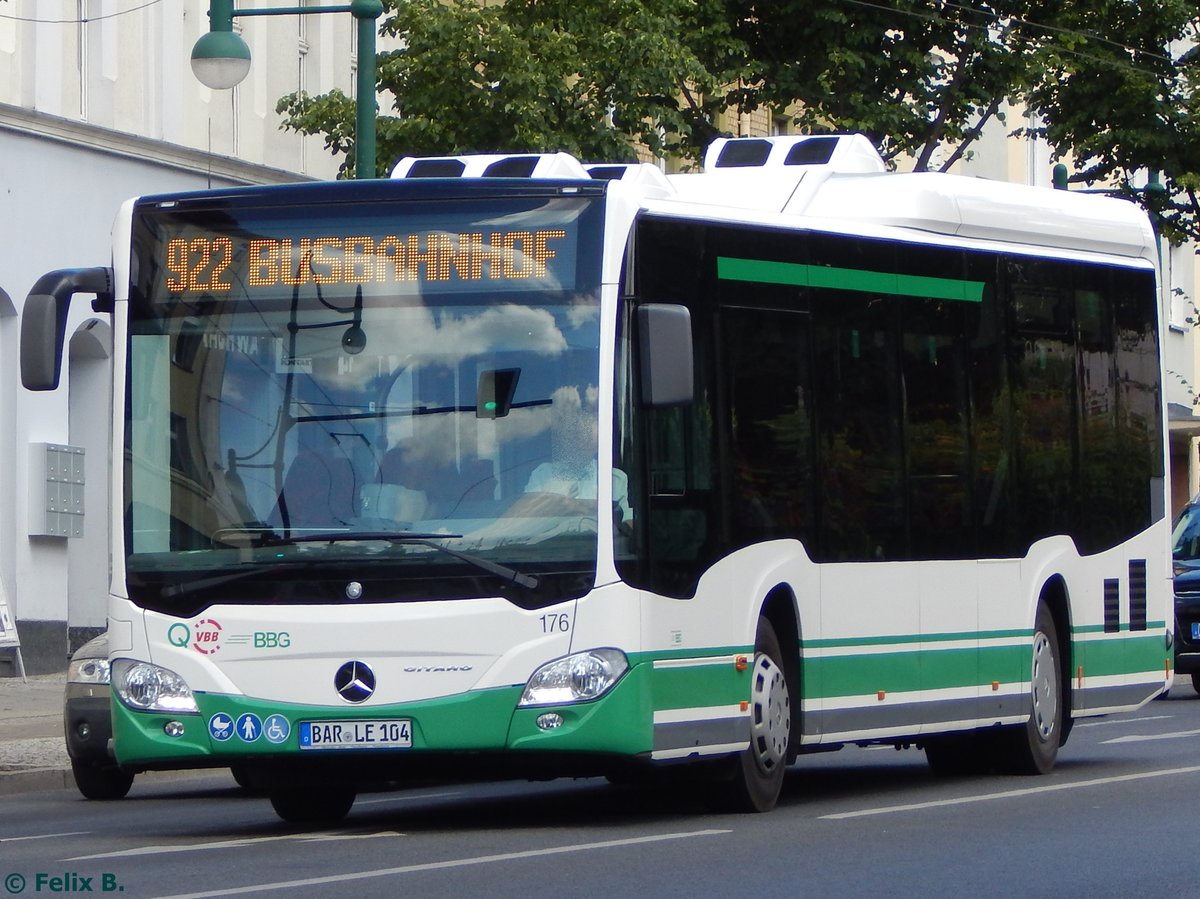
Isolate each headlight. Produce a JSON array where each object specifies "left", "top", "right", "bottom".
[
  {"left": 519, "top": 649, "right": 628, "bottom": 707},
  {"left": 111, "top": 659, "right": 199, "bottom": 714},
  {"left": 67, "top": 657, "right": 111, "bottom": 686}
]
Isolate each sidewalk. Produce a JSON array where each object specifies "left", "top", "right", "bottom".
[{"left": 0, "top": 672, "right": 74, "bottom": 795}]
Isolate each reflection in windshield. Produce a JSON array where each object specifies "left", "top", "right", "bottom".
[{"left": 128, "top": 291, "right": 602, "bottom": 602}]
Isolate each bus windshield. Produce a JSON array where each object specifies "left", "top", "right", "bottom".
[{"left": 124, "top": 191, "right": 604, "bottom": 613}]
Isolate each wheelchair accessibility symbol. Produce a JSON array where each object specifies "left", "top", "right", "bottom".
[{"left": 264, "top": 714, "right": 290, "bottom": 745}]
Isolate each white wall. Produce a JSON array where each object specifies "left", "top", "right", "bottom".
[{"left": 0, "top": 0, "right": 368, "bottom": 180}]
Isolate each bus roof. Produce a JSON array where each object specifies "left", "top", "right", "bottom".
[{"left": 391, "top": 135, "right": 1157, "bottom": 263}]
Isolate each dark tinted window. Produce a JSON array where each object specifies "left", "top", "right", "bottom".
[
  {"left": 902, "top": 296, "right": 971, "bottom": 559},
  {"left": 405, "top": 159, "right": 466, "bottom": 178},
  {"left": 809, "top": 235, "right": 904, "bottom": 560},
  {"left": 1113, "top": 266, "right": 1165, "bottom": 524},
  {"left": 715, "top": 140, "right": 772, "bottom": 168},
  {"left": 784, "top": 137, "right": 840, "bottom": 166},
  {"left": 1008, "top": 258, "right": 1077, "bottom": 544},
  {"left": 620, "top": 215, "right": 1161, "bottom": 595},
  {"left": 721, "top": 308, "right": 815, "bottom": 549}
]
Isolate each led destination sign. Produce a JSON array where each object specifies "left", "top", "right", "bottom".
[{"left": 163, "top": 229, "right": 573, "bottom": 295}]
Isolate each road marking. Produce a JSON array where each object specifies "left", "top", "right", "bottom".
[
  {"left": 354, "top": 790, "right": 463, "bottom": 806},
  {"left": 1076, "top": 715, "right": 1173, "bottom": 728},
  {"left": 820, "top": 765, "right": 1200, "bottom": 820},
  {"left": 68, "top": 831, "right": 402, "bottom": 861},
  {"left": 294, "top": 832, "right": 406, "bottom": 843},
  {"left": 1102, "top": 728, "right": 1200, "bottom": 744},
  {"left": 148, "top": 830, "right": 731, "bottom": 899},
  {"left": 0, "top": 832, "right": 88, "bottom": 843}
]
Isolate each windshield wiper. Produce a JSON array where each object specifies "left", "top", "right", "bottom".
[
  {"left": 161, "top": 563, "right": 293, "bottom": 599},
  {"left": 273, "top": 531, "right": 540, "bottom": 590},
  {"left": 179, "top": 530, "right": 539, "bottom": 594}
]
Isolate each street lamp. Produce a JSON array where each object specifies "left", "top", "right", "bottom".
[{"left": 190, "top": 0, "right": 384, "bottom": 178}]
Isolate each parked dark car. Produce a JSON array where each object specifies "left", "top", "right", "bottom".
[
  {"left": 65, "top": 633, "right": 255, "bottom": 799},
  {"left": 1174, "top": 496, "right": 1200, "bottom": 694},
  {"left": 64, "top": 632, "right": 134, "bottom": 799}
]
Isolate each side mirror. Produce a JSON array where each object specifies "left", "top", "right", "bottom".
[
  {"left": 636, "top": 303, "right": 694, "bottom": 406},
  {"left": 21, "top": 267, "right": 114, "bottom": 391},
  {"left": 477, "top": 368, "right": 520, "bottom": 418}
]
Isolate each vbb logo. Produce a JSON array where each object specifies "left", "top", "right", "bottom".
[{"left": 192, "top": 617, "right": 223, "bottom": 655}]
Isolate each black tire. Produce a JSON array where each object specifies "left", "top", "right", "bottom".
[
  {"left": 998, "top": 603, "right": 1062, "bottom": 775},
  {"left": 229, "top": 763, "right": 263, "bottom": 793},
  {"left": 717, "top": 617, "right": 792, "bottom": 812},
  {"left": 269, "top": 787, "right": 356, "bottom": 824},
  {"left": 1190, "top": 672, "right": 1200, "bottom": 696},
  {"left": 70, "top": 759, "right": 134, "bottom": 801}
]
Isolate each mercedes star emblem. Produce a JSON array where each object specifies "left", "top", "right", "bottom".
[{"left": 334, "top": 660, "right": 376, "bottom": 703}]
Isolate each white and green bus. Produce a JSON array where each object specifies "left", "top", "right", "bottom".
[{"left": 22, "top": 134, "right": 1171, "bottom": 822}]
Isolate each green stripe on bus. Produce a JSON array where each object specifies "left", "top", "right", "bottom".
[
  {"left": 717, "top": 256, "right": 986, "bottom": 302},
  {"left": 1074, "top": 621, "right": 1168, "bottom": 635},
  {"left": 1079, "top": 633, "right": 1169, "bottom": 676},
  {"left": 650, "top": 659, "right": 752, "bottom": 711},
  {"left": 809, "top": 622, "right": 1167, "bottom": 651},
  {"left": 802, "top": 635, "right": 1167, "bottom": 698},
  {"left": 803, "top": 645, "right": 1025, "bottom": 696},
  {"left": 807, "top": 628, "right": 1030, "bottom": 650}
]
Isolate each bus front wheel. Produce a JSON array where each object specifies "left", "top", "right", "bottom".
[
  {"left": 716, "top": 617, "right": 791, "bottom": 812},
  {"left": 269, "top": 786, "right": 356, "bottom": 824}
]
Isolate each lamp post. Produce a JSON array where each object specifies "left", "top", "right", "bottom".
[{"left": 190, "top": 0, "right": 384, "bottom": 178}]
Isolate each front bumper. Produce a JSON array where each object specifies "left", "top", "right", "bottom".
[
  {"left": 63, "top": 687, "right": 115, "bottom": 763},
  {"left": 112, "top": 663, "right": 654, "bottom": 778}
]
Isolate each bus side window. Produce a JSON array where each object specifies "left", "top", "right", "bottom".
[
  {"left": 643, "top": 398, "right": 716, "bottom": 594},
  {"left": 648, "top": 406, "right": 687, "bottom": 496}
]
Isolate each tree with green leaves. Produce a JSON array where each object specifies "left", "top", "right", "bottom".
[
  {"left": 1021, "top": 1, "right": 1200, "bottom": 243},
  {"left": 277, "top": 0, "right": 726, "bottom": 177},
  {"left": 715, "top": 0, "right": 1047, "bottom": 171},
  {"left": 279, "top": 0, "right": 1200, "bottom": 241}
]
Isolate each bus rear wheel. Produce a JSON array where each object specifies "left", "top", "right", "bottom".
[
  {"left": 715, "top": 617, "right": 791, "bottom": 812},
  {"left": 269, "top": 786, "right": 356, "bottom": 824},
  {"left": 998, "top": 603, "right": 1062, "bottom": 774}
]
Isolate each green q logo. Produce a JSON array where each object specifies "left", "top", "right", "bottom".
[{"left": 168, "top": 623, "right": 191, "bottom": 648}]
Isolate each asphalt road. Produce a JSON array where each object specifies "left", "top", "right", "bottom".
[{"left": 4, "top": 684, "right": 1200, "bottom": 899}]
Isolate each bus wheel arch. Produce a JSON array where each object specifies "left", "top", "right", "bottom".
[
  {"left": 998, "top": 582, "right": 1069, "bottom": 774},
  {"left": 1038, "top": 575, "right": 1074, "bottom": 747},
  {"left": 706, "top": 584, "right": 801, "bottom": 812},
  {"left": 760, "top": 584, "right": 802, "bottom": 762},
  {"left": 718, "top": 613, "right": 791, "bottom": 811}
]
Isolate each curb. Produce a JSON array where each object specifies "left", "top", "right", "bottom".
[
  {"left": 0, "top": 765, "right": 226, "bottom": 798},
  {"left": 0, "top": 767, "right": 73, "bottom": 796}
]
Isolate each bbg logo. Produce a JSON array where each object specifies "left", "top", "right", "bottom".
[{"left": 254, "top": 631, "right": 291, "bottom": 649}]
